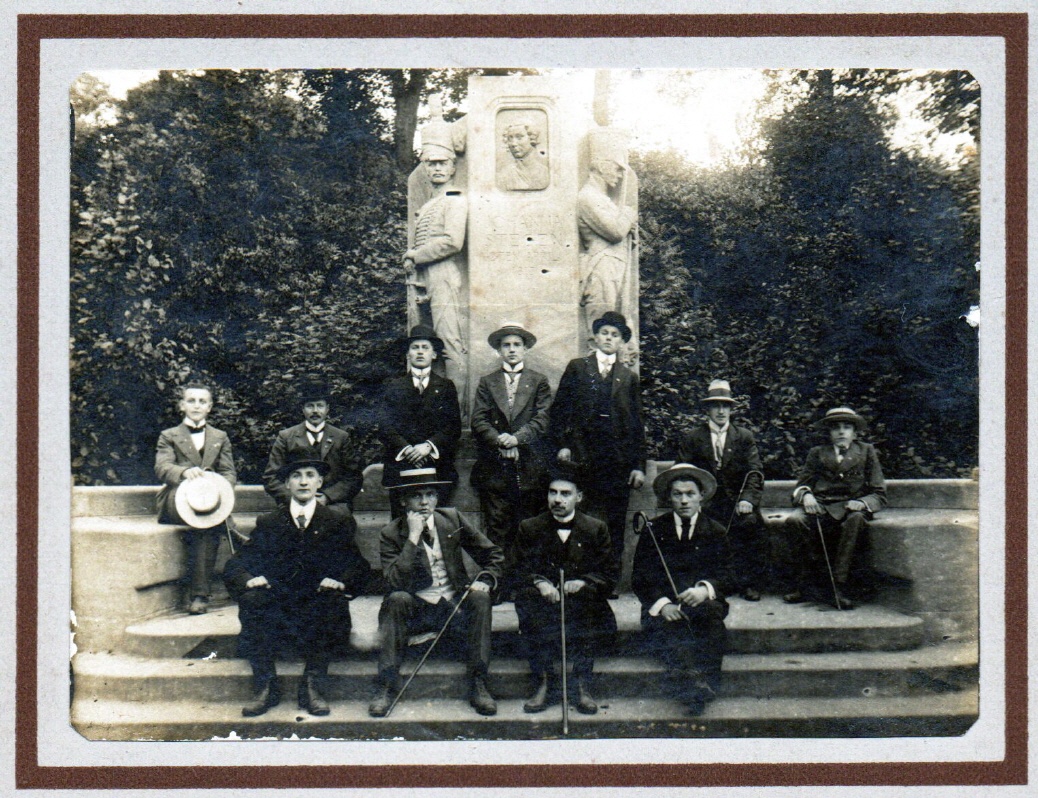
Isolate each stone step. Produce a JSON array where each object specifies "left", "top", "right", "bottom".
[
  {"left": 70, "top": 687, "right": 979, "bottom": 741},
  {"left": 72, "top": 641, "right": 977, "bottom": 705},
  {"left": 114, "top": 595, "right": 924, "bottom": 659}
]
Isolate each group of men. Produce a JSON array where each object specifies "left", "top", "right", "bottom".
[{"left": 154, "top": 311, "right": 886, "bottom": 721}]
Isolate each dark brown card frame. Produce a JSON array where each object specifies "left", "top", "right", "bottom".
[{"left": 18, "top": 12, "right": 1027, "bottom": 790}]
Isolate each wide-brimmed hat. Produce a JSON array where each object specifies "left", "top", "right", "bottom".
[
  {"left": 701, "top": 379, "right": 736, "bottom": 405},
  {"left": 817, "top": 406, "right": 867, "bottom": 430},
  {"left": 174, "top": 472, "right": 236, "bottom": 529},
  {"left": 488, "top": 322, "right": 536, "bottom": 350},
  {"left": 592, "top": 311, "right": 632, "bottom": 343},
  {"left": 389, "top": 467, "right": 453, "bottom": 492},
  {"left": 401, "top": 324, "right": 445, "bottom": 355},
  {"left": 653, "top": 463, "right": 717, "bottom": 504},
  {"left": 276, "top": 457, "right": 331, "bottom": 482}
]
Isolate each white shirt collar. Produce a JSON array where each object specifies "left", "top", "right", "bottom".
[
  {"left": 410, "top": 366, "right": 432, "bottom": 378},
  {"left": 595, "top": 350, "right": 617, "bottom": 369},
  {"left": 289, "top": 498, "right": 318, "bottom": 526},
  {"left": 183, "top": 418, "right": 206, "bottom": 432},
  {"left": 502, "top": 362, "right": 524, "bottom": 373},
  {"left": 305, "top": 421, "right": 326, "bottom": 434},
  {"left": 673, "top": 512, "right": 699, "bottom": 538},
  {"left": 708, "top": 420, "right": 729, "bottom": 435}
]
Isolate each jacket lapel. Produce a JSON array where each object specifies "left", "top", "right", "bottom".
[
  {"left": 511, "top": 372, "right": 534, "bottom": 420},
  {"left": 320, "top": 427, "right": 335, "bottom": 459},
  {"left": 174, "top": 425, "right": 204, "bottom": 467},
  {"left": 488, "top": 371, "right": 510, "bottom": 417}
]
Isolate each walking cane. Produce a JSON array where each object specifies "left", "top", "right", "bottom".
[
  {"left": 559, "top": 567, "right": 569, "bottom": 736},
  {"left": 384, "top": 570, "right": 495, "bottom": 718},
  {"left": 632, "top": 512, "right": 692, "bottom": 628},
  {"left": 723, "top": 470, "right": 765, "bottom": 536},
  {"left": 813, "top": 516, "right": 844, "bottom": 611}
]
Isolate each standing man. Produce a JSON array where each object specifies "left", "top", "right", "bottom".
[
  {"left": 784, "top": 407, "right": 887, "bottom": 610},
  {"left": 678, "top": 379, "right": 769, "bottom": 601},
  {"left": 513, "top": 464, "right": 618, "bottom": 715},
  {"left": 379, "top": 325, "right": 462, "bottom": 506},
  {"left": 224, "top": 457, "right": 369, "bottom": 717},
  {"left": 632, "top": 463, "right": 734, "bottom": 716},
  {"left": 368, "top": 468, "right": 504, "bottom": 718},
  {"left": 470, "top": 322, "right": 552, "bottom": 595},
  {"left": 551, "top": 311, "right": 645, "bottom": 577},
  {"left": 404, "top": 111, "right": 468, "bottom": 405},
  {"left": 155, "top": 380, "right": 237, "bottom": 616},
  {"left": 262, "top": 383, "right": 363, "bottom": 521}
]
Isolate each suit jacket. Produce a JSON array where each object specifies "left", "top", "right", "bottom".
[
  {"left": 678, "top": 422, "right": 764, "bottom": 518},
  {"left": 154, "top": 422, "right": 237, "bottom": 523},
  {"left": 631, "top": 512, "right": 734, "bottom": 617},
  {"left": 379, "top": 507, "right": 504, "bottom": 595},
  {"left": 793, "top": 440, "right": 887, "bottom": 520},
  {"left": 379, "top": 372, "right": 461, "bottom": 487},
  {"left": 514, "top": 511, "right": 618, "bottom": 595},
  {"left": 470, "top": 366, "right": 552, "bottom": 492},
  {"left": 549, "top": 355, "right": 646, "bottom": 477},
  {"left": 224, "top": 503, "right": 369, "bottom": 601},
  {"left": 262, "top": 422, "right": 363, "bottom": 509}
]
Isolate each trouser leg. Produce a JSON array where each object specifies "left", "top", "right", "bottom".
[
  {"left": 302, "top": 590, "right": 353, "bottom": 677},
  {"left": 583, "top": 481, "right": 630, "bottom": 573},
  {"left": 187, "top": 525, "right": 222, "bottom": 598},
  {"left": 834, "top": 512, "right": 868, "bottom": 584},
  {"left": 515, "top": 588, "right": 557, "bottom": 677},
  {"left": 728, "top": 512, "right": 770, "bottom": 592},
  {"left": 376, "top": 591, "right": 416, "bottom": 686},
  {"left": 236, "top": 587, "right": 278, "bottom": 686},
  {"left": 461, "top": 589, "right": 493, "bottom": 678}
]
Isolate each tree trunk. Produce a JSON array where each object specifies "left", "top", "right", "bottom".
[{"left": 391, "top": 69, "right": 428, "bottom": 172}]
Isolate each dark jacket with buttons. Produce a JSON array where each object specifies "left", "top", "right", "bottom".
[
  {"left": 378, "top": 372, "right": 462, "bottom": 488},
  {"left": 792, "top": 440, "right": 887, "bottom": 520}
]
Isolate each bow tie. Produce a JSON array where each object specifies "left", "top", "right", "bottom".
[{"left": 186, "top": 424, "right": 206, "bottom": 432}]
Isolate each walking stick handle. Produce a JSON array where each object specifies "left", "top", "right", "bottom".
[{"left": 560, "top": 566, "right": 569, "bottom": 736}]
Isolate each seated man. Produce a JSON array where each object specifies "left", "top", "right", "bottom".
[
  {"left": 154, "top": 380, "right": 237, "bottom": 616},
  {"left": 368, "top": 468, "right": 504, "bottom": 718},
  {"left": 224, "top": 457, "right": 369, "bottom": 718},
  {"left": 513, "top": 463, "right": 618, "bottom": 715},
  {"left": 262, "top": 383, "right": 363, "bottom": 521},
  {"left": 784, "top": 406, "right": 887, "bottom": 610},
  {"left": 677, "top": 379, "right": 769, "bottom": 601},
  {"left": 632, "top": 463, "right": 734, "bottom": 716}
]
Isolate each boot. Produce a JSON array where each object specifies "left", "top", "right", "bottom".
[
  {"left": 368, "top": 684, "right": 394, "bottom": 718},
  {"left": 298, "top": 675, "right": 330, "bottom": 716},
  {"left": 523, "top": 674, "right": 551, "bottom": 713},
  {"left": 468, "top": 675, "right": 497, "bottom": 716},
  {"left": 572, "top": 676, "right": 598, "bottom": 715},
  {"left": 242, "top": 678, "right": 281, "bottom": 717}
]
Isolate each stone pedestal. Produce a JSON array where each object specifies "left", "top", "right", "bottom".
[{"left": 465, "top": 75, "right": 594, "bottom": 393}]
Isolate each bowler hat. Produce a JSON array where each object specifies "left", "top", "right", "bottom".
[
  {"left": 488, "top": 322, "right": 536, "bottom": 350},
  {"left": 401, "top": 324, "right": 445, "bottom": 355},
  {"left": 389, "top": 467, "right": 452, "bottom": 492},
  {"left": 276, "top": 457, "right": 331, "bottom": 483},
  {"left": 592, "top": 311, "right": 632, "bottom": 343},
  {"left": 653, "top": 463, "right": 717, "bottom": 505},
  {"left": 701, "top": 379, "right": 736, "bottom": 404},
  {"left": 174, "top": 472, "right": 236, "bottom": 529},
  {"left": 817, "top": 406, "right": 867, "bottom": 430},
  {"left": 543, "top": 460, "right": 585, "bottom": 492},
  {"left": 299, "top": 381, "right": 331, "bottom": 405}
]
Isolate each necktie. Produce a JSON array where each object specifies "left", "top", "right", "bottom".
[
  {"left": 422, "top": 527, "right": 436, "bottom": 548},
  {"left": 681, "top": 518, "right": 691, "bottom": 541},
  {"left": 505, "top": 372, "right": 519, "bottom": 409},
  {"left": 837, "top": 444, "right": 848, "bottom": 463},
  {"left": 296, "top": 514, "right": 307, "bottom": 530},
  {"left": 714, "top": 436, "right": 724, "bottom": 464},
  {"left": 308, "top": 430, "right": 322, "bottom": 447},
  {"left": 600, "top": 362, "right": 611, "bottom": 380}
]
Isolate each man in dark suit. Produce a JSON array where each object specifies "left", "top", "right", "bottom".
[
  {"left": 550, "top": 311, "right": 645, "bottom": 573},
  {"left": 368, "top": 468, "right": 504, "bottom": 718},
  {"left": 784, "top": 406, "right": 887, "bottom": 610},
  {"left": 379, "top": 325, "right": 462, "bottom": 508},
  {"left": 263, "top": 383, "right": 363, "bottom": 521},
  {"left": 513, "top": 464, "right": 618, "bottom": 715},
  {"left": 677, "top": 379, "right": 769, "bottom": 601},
  {"left": 224, "top": 457, "right": 369, "bottom": 717},
  {"left": 154, "top": 381, "right": 237, "bottom": 615},
  {"left": 632, "top": 463, "right": 734, "bottom": 716},
  {"left": 470, "top": 322, "right": 552, "bottom": 593}
]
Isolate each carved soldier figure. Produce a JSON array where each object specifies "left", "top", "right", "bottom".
[{"left": 405, "top": 108, "right": 469, "bottom": 409}]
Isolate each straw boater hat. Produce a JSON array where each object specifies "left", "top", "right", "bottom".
[
  {"left": 390, "top": 467, "right": 453, "bottom": 492},
  {"left": 276, "top": 457, "right": 331, "bottom": 483},
  {"left": 817, "top": 406, "right": 867, "bottom": 431},
  {"left": 592, "top": 311, "right": 633, "bottom": 343},
  {"left": 488, "top": 322, "right": 536, "bottom": 350},
  {"left": 700, "top": 379, "right": 736, "bottom": 405},
  {"left": 653, "top": 463, "right": 717, "bottom": 505},
  {"left": 175, "top": 472, "right": 236, "bottom": 529},
  {"left": 401, "top": 324, "right": 445, "bottom": 356}
]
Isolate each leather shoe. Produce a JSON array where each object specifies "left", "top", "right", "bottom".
[
  {"left": 523, "top": 674, "right": 551, "bottom": 713},
  {"left": 469, "top": 676, "right": 497, "bottom": 716},
  {"left": 298, "top": 676, "right": 330, "bottom": 716},
  {"left": 572, "top": 677, "right": 598, "bottom": 715},
  {"left": 742, "top": 588, "right": 761, "bottom": 602},
  {"left": 188, "top": 596, "right": 208, "bottom": 615},
  {"left": 782, "top": 590, "right": 805, "bottom": 604},
  {"left": 368, "top": 685, "right": 393, "bottom": 718},
  {"left": 831, "top": 591, "right": 856, "bottom": 611},
  {"left": 242, "top": 679, "right": 281, "bottom": 717}
]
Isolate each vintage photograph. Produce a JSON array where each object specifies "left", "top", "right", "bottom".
[{"left": 68, "top": 66, "right": 980, "bottom": 743}]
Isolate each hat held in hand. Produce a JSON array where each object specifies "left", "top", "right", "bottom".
[{"left": 174, "top": 471, "right": 236, "bottom": 528}]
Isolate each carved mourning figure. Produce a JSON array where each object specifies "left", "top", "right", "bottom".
[
  {"left": 577, "top": 131, "right": 638, "bottom": 349},
  {"left": 498, "top": 118, "right": 550, "bottom": 191},
  {"left": 404, "top": 107, "right": 469, "bottom": 406}
]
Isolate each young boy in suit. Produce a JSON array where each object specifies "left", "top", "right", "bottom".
[
  {"left": 263, "top": 383, "right": 363, "bottom": 521},
  {"left": 154, "top": 381, "right": 237, "bottom": 615},
  {"left": 470, "top": 322, "right": 552, "bottom": 595},
  {"left": 678, "top": 379, "right": 769, "bottom": 601},
  {"left": 784, "top": 406, "right": 887, "bottom": 610},
  {"left": 550, "top": 311, "right": 645, "bottom": 576}
]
